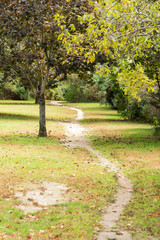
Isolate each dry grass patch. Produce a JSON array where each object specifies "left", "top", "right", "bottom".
[
  {"left": 118, "top": 150, "right": 160, "bottom": 170},
  {"left": 86, "top": 122, "right": 151, "bottom": 135}
]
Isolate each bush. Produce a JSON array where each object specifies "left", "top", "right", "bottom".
[
  {"left": 14, "top": 84, "right": 28, "bottom": 100},
  {"left": 63, "top": 74, "right": 100, "bottom": 102},
  {"left": 92, "top": 72, "right": 160, "bottom": 126},
  {"left": 118, "top": 99, "right": 147, "bottom": 121},
  {"left": 46, "top": 85, "right": 65, "bottom": 101},
  {"left": 0, "top": 78, "right": 28, "bottom": 100},
  {"left": 118, "top": 89, "right": 160, "bottom": 128}
]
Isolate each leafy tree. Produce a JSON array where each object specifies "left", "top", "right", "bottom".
[
  {"left": 0, "top": 0, "right": 93, "bottom": 136},
  {"left": 62, "top": 0, "right": 159, "bottom": 96},
  {"left": 61, "top": 0, "right": 160, "bottom": 126}
]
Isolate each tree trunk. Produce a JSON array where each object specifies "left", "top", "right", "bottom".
[
  {"left": 39, "top": 94, "right": 47, "bottom": 137},
  {"left": 35, "top": 82, "right": 41, "bottom": 104},
  {"left": 35, "top": 94, "right": 40, "bottom": 104}
]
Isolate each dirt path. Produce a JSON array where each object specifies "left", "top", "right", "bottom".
[{"left": 51, "top": 102, "right": 133, "bottom": 240}]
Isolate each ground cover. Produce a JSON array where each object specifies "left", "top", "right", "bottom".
[
  {"left": 0, "top": 101, "right": 117, "bottom": 240},
  {"left": 67, "top": 103, "right": 160, "bottom": 239}
]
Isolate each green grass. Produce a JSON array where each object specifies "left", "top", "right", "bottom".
[
  {"left": 0, "top": 100, "right": 77, "bottom": 121},
  {"left": 0, "top": 100, "right": 117, "bottom": 240},
  {"left": 66, "top": 102, "right": 160, "bottom": 239}
]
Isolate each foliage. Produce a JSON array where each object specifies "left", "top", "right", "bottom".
[
  {"left": 58, "top": 0, "right": 160, "bottom": 127},
  {"left": 64, "top": 74, "right": 100, "bottom": 102},
  {"left": 118, "top": 99, "right": 147, "bottom": 121},
  {"left": 91, "top": 69, "right": 160, "bottom": 127},
  {"left": 0, "top": 0, "right": 94, "bottom": 96},
  {"left": 117, "top": 66, "right": 156, "bottom": 102},
  {"left": 92, "top": 73, "right": 125, "bottom": 108},
  {"left": 14, "top": 84, "right": 28, "bottom": 100},
  {"left": 61, "top": 0, "right": 159, "bottom": 99},
  {"left": 0, "top": 73, "right": 28, "bottom": 100},
  {"left": 0, "top": 0, "right": 159, "bottom": 135},
  {"left": 117, "top": 73, "right": 160, "bottom": 128},
  {"left": 46, "top": 85, "right": 66, "bottom": 101}
]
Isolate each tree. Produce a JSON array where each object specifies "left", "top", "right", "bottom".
[
  {"left": 60, "top": 0, "right": 159, "bottom": 127},
  {"left": 61, "top": 0, "right": 159, "bottom": 96},
  {"left": 0, "top": 0, "right": 93, "bottom": 136}
]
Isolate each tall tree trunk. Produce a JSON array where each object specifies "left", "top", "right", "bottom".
[{"left": 39, "top": 94, "right": 47, "bottom": 137}]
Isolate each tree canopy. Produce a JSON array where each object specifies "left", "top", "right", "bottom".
[{"left": 61, "top": 0, "right": 159, "bottom": 98}]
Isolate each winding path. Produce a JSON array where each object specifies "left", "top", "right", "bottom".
[{"left": 51, "top": 102, "right": 133, "bottom": 240}]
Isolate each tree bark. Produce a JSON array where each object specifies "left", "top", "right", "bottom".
[
  {"left": 35, "top": 81, "right": 41, "bottom": 104},
  {"left": 35, "top": 93, "right": 40, "bottom": 104},
  {"left": 39, "top": 94, "right": 47, "bottom": 137}
]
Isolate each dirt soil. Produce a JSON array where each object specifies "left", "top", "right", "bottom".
[{"left": 15, "top": 181, "right": 69, "bottom": 214}]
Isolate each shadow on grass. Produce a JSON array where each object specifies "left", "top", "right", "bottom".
[
  {"left": 0, "top": 134, "right": 58, "bottom": 145},
  {"left": 0, "top": 102, "right": 66, "bottom": 106},
  {"left": 83, "top": 106, "right": 111, "bottom": 112},
  {"left": 0, "top": 113, "right": 38, "bottom": 120},
  {"left": 82, "top": 118, "right": 132, "bottom": 123},
  {"left": 0, "top": 113, "right": 70, "bottom": 122},
  {"left": 0, "top": 102, "right": 35, "bottom": 105}
]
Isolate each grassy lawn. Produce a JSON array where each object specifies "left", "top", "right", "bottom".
[
  {"left": 0, "top": 100, "right": 77, "bottom": 122},
  {"left": 67, "top": 103, "right": 160, "bottom": 239},
  {"left": 0, "top": 101, "right": 117, "bottom": 240}
]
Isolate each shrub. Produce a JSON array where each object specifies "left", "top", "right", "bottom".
[
  {"left": 46, "top": 85, "right": 65, "bottom": 101},
  {"left": 64, "top": 74, "right": 100, "bottom": 102},
  {"left": 14, "top": 84, "right": 28, "bottom": 100},
  {"left": 0, "top": 76, "right": 28, "bottom": 100},
  {"left": 118, "top": 99, "right": 147, "bottom": 121}
]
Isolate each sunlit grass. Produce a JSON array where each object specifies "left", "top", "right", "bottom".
[
  {"left": 0, "top": 100, "right": 117, "bottom": 240},
  {"left": 66, "top": 102, "right": 160, "bottom": 239}
]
